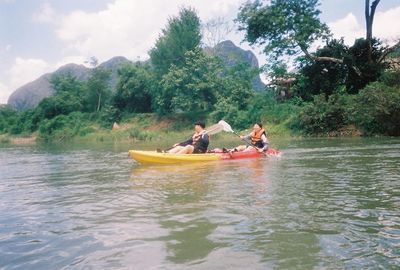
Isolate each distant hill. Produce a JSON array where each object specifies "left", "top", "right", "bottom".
[
  {"left": 8, "top": 41, "right": 265, "bottom": 110},
  {"left": 208, "top": 40, "right": 265, "bottom": 91},
  {"left": 7, "top": 57, "right": 132, "bottom": 110}
]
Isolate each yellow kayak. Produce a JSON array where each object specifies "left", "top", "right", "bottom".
[{"left": 128, "top": 150, "right": 221, "bottom": 164}]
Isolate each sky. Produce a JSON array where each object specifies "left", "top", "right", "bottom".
[{"left": 1, "top": 0, "right": 400, "bottom": 104}]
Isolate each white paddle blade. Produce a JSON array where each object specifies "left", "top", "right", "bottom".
[
  {"left": 218, "top": 120, "right": 234, "bottom": 133},
  {"left": 205, "top": 123, "right": 224, "bottom": 135}
]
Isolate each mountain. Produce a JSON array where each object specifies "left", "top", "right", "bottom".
[
  {"left": 8, "top": 41, "right": 264, "bottom": 110},
  {"left": 7, "top": 64, "right": 89, "bottom": 111},
  {"left": 7, "top": 56, "right": 132, "bottom": 110},
  {"left": 209, "top": 40, "right": 265, "bottom": 91}
]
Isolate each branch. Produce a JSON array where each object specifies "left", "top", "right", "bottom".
[
  {"left": 300, "top": 45, "right": 362, "bottom": 76},
  {"left": 378, "top": 40, "right": 400, "bottom": 63},
  {"left": 300, "top": 46, "right": 343, "bottom": 64}
]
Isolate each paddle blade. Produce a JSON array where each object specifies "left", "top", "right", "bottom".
[
  {"left": 218, "top": 120, "right": 234, "bottom": 133},
  {"left": 205, "top": 123, "right": 224, "bottom": 135}
]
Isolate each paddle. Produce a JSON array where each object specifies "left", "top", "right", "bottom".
[
  {"left": 218, "top": 120, "right": 267, "bottom": 156},
  {"left": 163, "top": 122, "right": 224, "bottom": 151}
]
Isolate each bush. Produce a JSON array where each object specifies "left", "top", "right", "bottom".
[
  {"left": 38, "top": 112, "right": 88, "bottom": 141},
  {"left": 210, "top": 99, "right": 250, "bottom": 130},
  {"left": 128, "top": 128, "right": 156, "bottom": 141},
  {"left": 295, "top": 94, "right": 350, "bottom": 135},
  {"left": 353, "top": 82, "right": 400, "bottom": 135},
  {"left": 379, "top": 69, "right": 400, "bottom": 87},
  {"left": 98, "top": 106, "right": 121, "bottom": 129}
]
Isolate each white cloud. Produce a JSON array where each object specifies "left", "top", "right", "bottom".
[
  {"left": 329, "top": 6, "right": 400, "bottom": 46},
  {"left": 32, "top": 2, "right": 55, "bottom": 23},
  {"left": 0, "top": 58, "right": 50, "bottom": 103},
  {"left": 0, "top": 56, "right": 91, "bottom": 103},
  {"left": 0, "top": 82, "right": 10, "bottom": 104},
  {"left": 54, "top": 55, "right": 89, "bottom": 68},
  {"left": 56, "top": 0, "right": 243, "bottom": 62},
  {"left": 328, "top": 13, "right": 364, "bottom": 45},
  {"left": 373, "top": 6, "right": 400, "bottom": 45}
]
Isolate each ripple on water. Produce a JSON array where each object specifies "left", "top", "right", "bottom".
[{"left": 1, "top": 139, "right": 400, "bottom": 269}]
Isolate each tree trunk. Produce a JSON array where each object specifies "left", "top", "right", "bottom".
[
  {"left": 97, "top": 92, "right": 101, "bottom": 112},
  {"left": 365, "top": 0, "right": 380, "bottom": 62}
]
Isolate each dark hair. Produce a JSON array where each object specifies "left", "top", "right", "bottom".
[
  {"left": 194, "top": 121, "right": 205, "bottom": 128},
  {"left": 255, "top": 122, "right": 263, "bottom": 128}
]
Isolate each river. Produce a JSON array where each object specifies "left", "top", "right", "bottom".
[{"left": 0, "top": 138, "right": 399, "bottom": 269}]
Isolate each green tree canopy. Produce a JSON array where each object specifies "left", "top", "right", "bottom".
[
  {"left": 158, "top": 49, "right": 222, "bottom": 113},
  {"left": 84, "top": 67, "right": 111, "bottom": 112},
  {"left": 113, "top": 63, "right": 153, "bottom": 113},
  {"left": 149, "top": 7, "right": 202, "bottom": 76},
  {"left": 236, "top": 0, "right": 330, "bottom": 61}
]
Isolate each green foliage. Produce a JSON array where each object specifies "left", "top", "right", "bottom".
[
  {"left": 0, "top": 106, "right": 19, "bottom": 134},
  {"left": 158, "top": 49, "right": 222, "bottom": 113},
  {"left": 211, "top": 91, "right": 299, "bottom": 131},
  {"left": 294, "top": 94, "right": 350, "bottom": 135},
  {"left": 345, "top": 38, "right": 387, "bottom": 93},
  {"left": 84, "top": 67, "right": 111, "bottom": 112},
  {"left": 210, "top": 99, "right": 249, "bottom": 130},
  {"left": 98, "top": 106, "right": 121, "bottom": 129},
  {"left": 38, "top": 112, "right": 89, "bottom": 141},
  {"left": 128, "top": 127, "right": 157, "bottom": 141},
  {"left": 37, "top": 91, "right": 84, "bottom": 120},
  {"left": 113, "top": 63, "right": 153, "bottom": 113},
  {"left": 294, "top": 39, "right": 348, "bottom": 100},
  {"left": 353, "top": 82, "right": 400, "bottom": 136},
  {"left": 236, "top": 0, "right": 329, "bottom": 61},
  {"left": 51, "top": 73, "right": 84, "bottom": 95},
  {"left": 149, "top": 7, "right": 201, "bottom": 76},
  {"left": 292, "top": 38, "right": 388, "bottom": 99},
  {"left": 378, "top": 69, "right": 400, "bottom": 87}
]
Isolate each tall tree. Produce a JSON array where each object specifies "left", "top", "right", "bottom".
[
  {"left": 85, "top": 67, "right": 111, "bottom": 112},
  {"left": 149, "top": 7, "right": 201, "bottom": 76},
  {"left": 365, "top": 0, "right": 380, "bottom": 62},
  {"left": 158, "top": 49, "right": 222, "bottom": 113},
  {"left": 236, "top": 0, "right": 336, "bottom": 63},
  {"left": 113, "top": 63, "right": 153, "bottom": 113}
]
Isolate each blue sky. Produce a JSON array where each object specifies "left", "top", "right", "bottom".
[{"left": 1, "top": 0, "right": 400, "bottom": 104}]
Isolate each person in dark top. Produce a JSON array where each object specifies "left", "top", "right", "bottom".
[{"left": 167, "top": 121, "right": 209, "bottom": 154}]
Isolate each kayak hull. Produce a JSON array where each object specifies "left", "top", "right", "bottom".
[
  {"left": 129, "top": 150, "right": 221, "bottom": 164},
  {"left": 129, "top": 148, "right": 280, "bottom": 164}
]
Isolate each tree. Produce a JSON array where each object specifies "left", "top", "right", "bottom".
[
  {"left": 158, "top": 49, "right": 223, "bottom": 113},
  {"left": 149, "top": 7, "right": 202, "bottom": 76},
  {"left": 236, "top": 0, "right": 334, "bottom": 63},
  {"left": 84, "top": 67, "right": 111, "bottom": 112},
  {"left": 294, "top": 39, "right": 349, "bottom": 100},
  {"left": 237, "top": 0, "right": 398, "bottom": 94},
  {"left": 113, "top": 63, "right": 153, "bottom": 113},
  {"left": 51, "top": 73, "right": 84, "bottom": 96}
]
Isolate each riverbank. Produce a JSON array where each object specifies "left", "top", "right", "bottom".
[
  {"left": 0, "top": 112, "right": 367, "bottom": 147},
  {"left": 0, "top": 113, "right": 298, "bottom": 146}
]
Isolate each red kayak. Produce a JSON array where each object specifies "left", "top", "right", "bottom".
[{"left": 212, "top": 148, "right": 281, "bottom": 160}]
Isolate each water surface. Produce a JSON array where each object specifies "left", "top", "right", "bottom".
[{"left": 1, "top": 138, "right": 399, "bottom": 269}]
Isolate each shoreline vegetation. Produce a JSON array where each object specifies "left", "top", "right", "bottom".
[{"left": 0, "top": 112, "right": 363, "bottom": 147}]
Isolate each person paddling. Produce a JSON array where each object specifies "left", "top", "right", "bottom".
[
  {"left": 166, "top": 121, "right": 209, "bottom": 154},
  {"left": 231, "top": 122, "right": 268, "bottom": 153}
]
